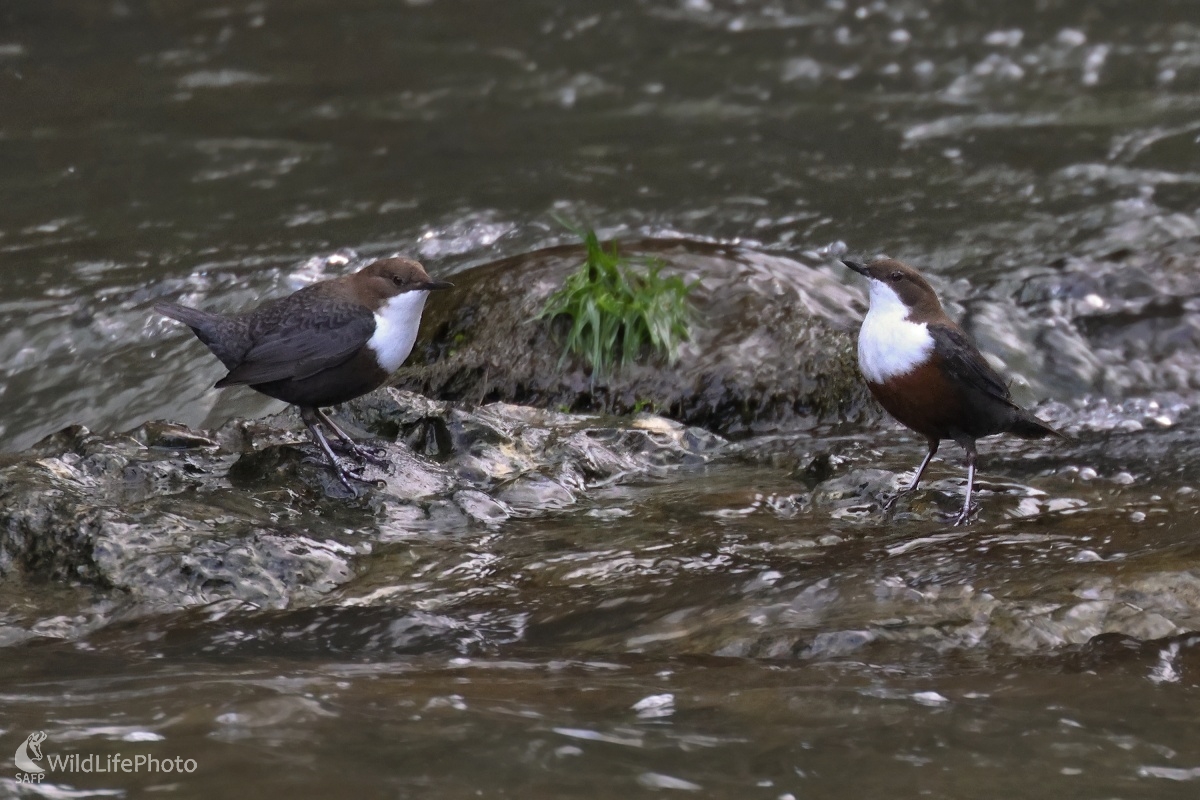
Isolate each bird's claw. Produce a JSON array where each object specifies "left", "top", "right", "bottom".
[
  {"left": 333, "top": 440, "right": 390, "bottom": 467},
  {"left": 882, "top": 490, "right": 910, "bottom": 512},
  {"left": 301, "top": 449, "right": 381, "bottom": 495},
  {"left": 329, "top": 459, "right": 384, "bottom": 495},
  {"left": 354, "top": 446, "right": 391, "bottom": 467}
]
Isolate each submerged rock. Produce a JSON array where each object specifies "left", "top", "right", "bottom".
[
  {"left": 0, "top": 390, "right": 723, "bottom": 640},
  {"left": 393, "top": 238, "right": 871, "bottom": 435}
]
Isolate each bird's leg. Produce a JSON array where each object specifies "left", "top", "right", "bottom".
[
  {"left": 883, "top": 438, "right": 938, "bottom": 510},
  {"left": 953, "top": 442, "right": 978, "bottom": 526},
  {"left": 314, "top": 408, "right": 389, "bottom": 466},
  {"left": 300, "top": 407, "right": 373, "bottom": 491}
]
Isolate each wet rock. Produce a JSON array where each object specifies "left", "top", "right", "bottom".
[
  {"left": 452, "top": 489, "right": 513, "bottom": 525},
  {"left": 82, "top": 602, "right": 527, "bottom": 659},
  {"left": 1066, "top": 631, "right": 1200, "bottom": 686},
  {"left": 982, "top": 249, "right": 1200, "bottom": 399},
  {"left": 94, "top": 519, "right": 358, "bottom": 610},
  {"left": 393, "top": 238, "right": 871, "bottom": 435},
  {"left": 810, "top": 468, "right": 898, "bottom": 519},
  {"left": 811, "top": 468, "right": 898, "bottom": 504},
  {"left": 1021, "top": 403, "right": 1200, "bottom": 482},
  {"left": 0, "top": 391, "right": 724, "bottom": 634},
  {"left": 657, "top": 562, "right": 1200, "bottom": 665},
  {"left": 802, "top": 628, "right": 877, "bottom": 659}
]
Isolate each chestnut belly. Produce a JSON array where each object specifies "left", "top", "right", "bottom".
[{"left": 866, "top": 359, "right": 1011, "bottom": 441}]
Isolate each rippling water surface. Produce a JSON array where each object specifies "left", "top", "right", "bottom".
[{"left": 4, "top": 1, "right": 1200, "bottom": 797}]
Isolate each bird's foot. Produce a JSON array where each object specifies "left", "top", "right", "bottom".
[
  {"left": 326, "top": 458, "right": 382, "bottom": 495},
  {"left": 300, "top": 449, "right": 381, "bottom": 495},
  {"left": 951, "top": 505, "right": 975, "bottom": 526},
  {"left": 300, "top": 418, "right": 386, "bottom": 495},
  {"left": 882, "top": 490, "right": 910, "bottom": 512},
  {"left": 332, "top": 439, "right": 390, "bottom": 467}
]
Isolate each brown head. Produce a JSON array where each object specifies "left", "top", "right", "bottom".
[
  {"left": 349, "top": 257, "right": 454, "bottom": 309},
  {"left": 841, "top": 257, "right": 946, "bottom": 322}
]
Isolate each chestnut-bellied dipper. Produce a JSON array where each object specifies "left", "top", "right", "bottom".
[
  {"left": 154, "top": 257, "right": 452, "bottom": 490},
  {"left": 842, "top": 257, "right": 1063, "bottom": 525}
]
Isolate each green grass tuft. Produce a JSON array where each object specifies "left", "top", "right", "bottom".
[{"left": 535, "top": 227, "right": 694, "bottom": 381}]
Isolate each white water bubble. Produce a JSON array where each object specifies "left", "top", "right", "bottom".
[
  {"left": 983, "top": 29, "right": 1023, "bottom": 47},
  {"left": 1057, "top": 28, "right": 1087, "bottom": 47},
  {"left": 632, "top": 693, "right": 676, "bottom": 719},
  {"left": 912, "top": 691, "right": 949, "bottom": 706},
  {"left": 638, "top": 773, "right": 702, "bottom": 791}
]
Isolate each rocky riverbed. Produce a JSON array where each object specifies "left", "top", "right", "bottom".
[
  {"left": 4, "top": 240, "right": 1200, "bottom": 800},
  {"left": 6, "top": 238, "right": 1200, "bottom": 661}
]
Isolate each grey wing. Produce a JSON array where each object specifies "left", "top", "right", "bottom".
[
  {"left": 215, "top": 301, "right": 376, "bottom": 387},
  {"left": 929, "top": 323, "right": 1014, "bottom": 404}
]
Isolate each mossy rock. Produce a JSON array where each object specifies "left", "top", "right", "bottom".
[{"left": 396, "top": 238, "right": 873, "bottom": 435}]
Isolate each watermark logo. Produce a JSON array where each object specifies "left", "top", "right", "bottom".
[
  {"left": 13, "top": 731, "right": 197, "bottom": 784},
  {"left": 14, "top": 731, "right": 46, "bottom": 775}
]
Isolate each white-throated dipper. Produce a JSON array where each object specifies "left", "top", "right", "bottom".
[
  {"left": 842, "top": 257, "right": 1062, "bottom": 525},
  {"left": 155, "top": 257, "right": 452, "bottom": 490}
]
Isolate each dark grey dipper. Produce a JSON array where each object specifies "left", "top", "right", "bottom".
[
  {"left": 155, "top": 257, "right": 452, "bottom": 490},
  {"left": 842, "top": 257, "right": 1063, "bottom": 525}
]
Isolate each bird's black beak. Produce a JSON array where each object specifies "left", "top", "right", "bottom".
[
  {"left": 425, "top": 280, "right": 454, "bottom": 291},
  {"left": 841, "top": 259, "right": 869, "bottom": 277}
]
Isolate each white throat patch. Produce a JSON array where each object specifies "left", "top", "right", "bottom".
[
  {"left": 857, "top": 280, "right": 935, "bottom": 383},
  {"left": 367, "top": 290, "right": 429, "bottom": 373}
]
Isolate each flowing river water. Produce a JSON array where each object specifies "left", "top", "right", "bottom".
[{"left": 4, "top": 1, "right": 1200, "bottom": 797}]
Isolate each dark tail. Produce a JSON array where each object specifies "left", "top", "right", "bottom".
[
  {"left": 154, "top": 302, "right": 241, "bottom": 371},
  {"left": 154, "top": 301, "right": 220, "bottom": 334},
  {"left": 1009, "top": 407, "right": 1067, "bottom": 440}
]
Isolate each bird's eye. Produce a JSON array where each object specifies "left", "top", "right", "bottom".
[
  {"left": 391, "top": 275, "right": 405, "bottom": 286},
  {"left": 889, "top": 271, "right": 903, "bottom": 282}
]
